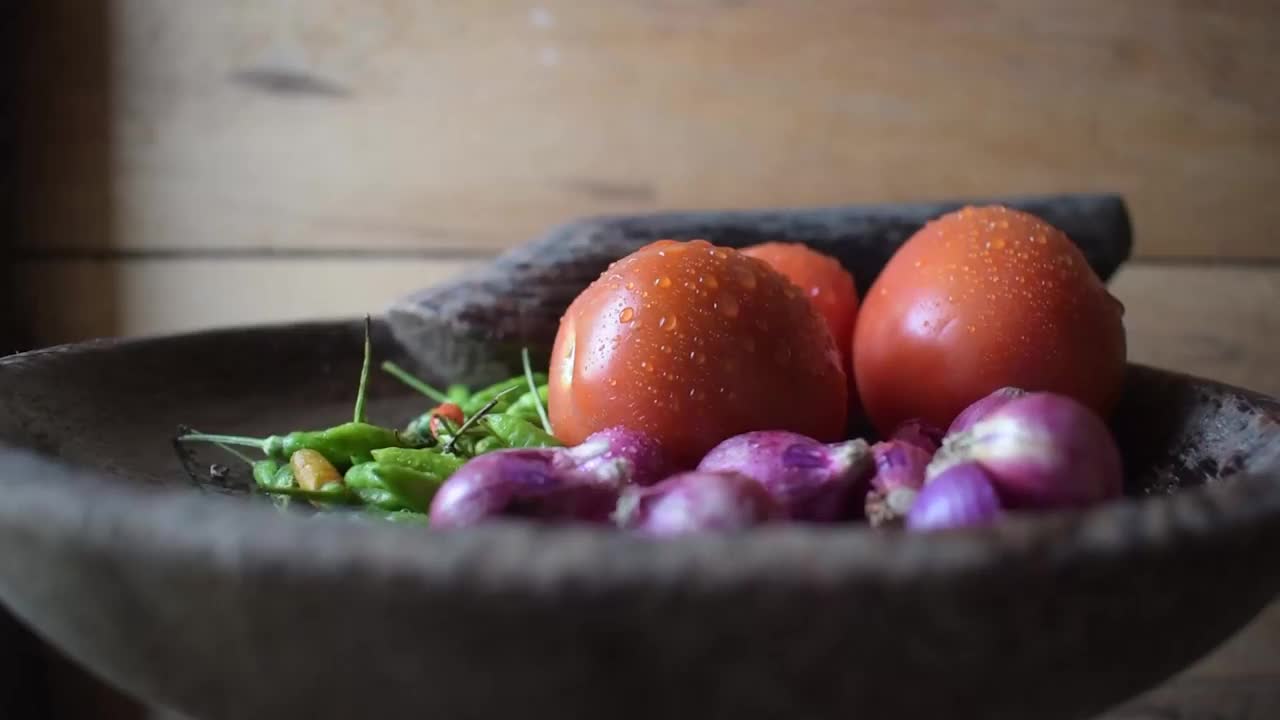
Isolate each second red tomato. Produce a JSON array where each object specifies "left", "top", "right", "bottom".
[{"left": 853, "top": 206, "right": 1127, "bottom": 434}]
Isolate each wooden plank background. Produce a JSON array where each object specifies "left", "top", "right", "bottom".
[
  {"left": 14, "top": 0, "right": 1280, "bottom": 259},
  {"left": 8, "top": 1, "right": 1280, "bottom": 718}
]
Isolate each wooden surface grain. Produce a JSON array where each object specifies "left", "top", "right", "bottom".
[{"left": 15, "top": 0, "right": 1280, "bottom": 258}]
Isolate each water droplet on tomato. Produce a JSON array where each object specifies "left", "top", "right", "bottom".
[
  {"left": 654, "top": 276, "right": 672, "bottom": 288},
  {"left": 618, "top": 307, "right": 635, "bottom": 323},
  {"left": 659, "top": 344, "right": 671, "bottom": 354},
  {"left": 640, "top": 361, "right": 654, "bottom": 373},
  {"left": 659, "top": 315, "right": 678, "bottom": 331},
  {"left": 712, "top": 249, "right": 729, "bottom": 260},
  {"left": 692, "top": 351, "right": 706, "bottom": 364}
]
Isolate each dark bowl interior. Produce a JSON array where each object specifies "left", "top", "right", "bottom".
[{"left": 2, "top": 195, "right": 1279, "bottom": 720}]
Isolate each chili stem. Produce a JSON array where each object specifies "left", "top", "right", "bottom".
[
  {"left": 215, "top": 443, "right": 255, "bottom": 466},
  {"left": 353, "top": 315, "right": 372, "bottom": 424},
  {"left": 180, "top": 426, "right": 257, "bottom": 465},
  {"left": 177, "top": 432, "right": 264, "bottom": 449},
  {"left": 521, "top": 347, "right": 553, "bottom": 435},
  {"left": 380, "top": 361, "right": 451, "bottom": 404},
  {"left": 443, "top": 386, "right": 519, "bottom": 454}
]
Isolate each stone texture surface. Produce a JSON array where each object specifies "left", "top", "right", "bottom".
[{"left": 387, "top": 194, "right": 1131, "bottom": 385}]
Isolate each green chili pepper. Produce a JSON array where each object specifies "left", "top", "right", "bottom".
[
  {"left": 262, "top": 463, "right": 297, "bottom": 509},
  {"left": 179, "top": 422, "right": 425, "bottom": 469},
  {"left": 441, "top": 387, "right": 520, "bottom": 456},
  {"left": 481, "top": 414, "right": 561, "bottom": 449},
  {"left": 461, "top": 375, "right": 546, "bottom": 416},
  {"left": 506, "top": 385, "right": 550, "bottom": 423},
  {"left": 472, "top": 435, "right": 506, "bottom": 454},
  {"left": 258, "top": 483, "right": 360, "bottom": 504},
  {"left": 345, "top": 462, "right": 443, "bottom": 513},
  {"left": 272, "top": 463, "right": 296, "bottom": 488},
  {"left": 371, "top": 509, "right": 431, "bottom": 525},
  {"left": 370, "top": 447, "right": 465, "bottom": 477},
  {"left": 257, "top": 462, "right": 358, "bottom": 506},
  {"left": 447, "top": 384, "right": 471, "bottom": 405},
  {"left": 252, "top": 460, "right": 281, "bottom": 489},
  {"left": 180, "top": 318, "right": 426, "bottom": 469},
  {"left": 404, "top": 414, "right": 435, "bottom": 442},
  {"left": 437, "top": 434, "right": 475, "bottom": 458},
  {"left": 345, "top": 463, "right": 399, "bottom": 509}
]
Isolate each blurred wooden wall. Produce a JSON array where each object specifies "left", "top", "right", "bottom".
[{"left": 12, "top": 0, "right": 1280, "bottom": 392}]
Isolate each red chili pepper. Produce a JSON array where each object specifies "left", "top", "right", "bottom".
[{"left": 427, "top": 403, "right": 465, "bottom": 439}]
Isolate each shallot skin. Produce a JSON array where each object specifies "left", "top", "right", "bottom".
[
  {"left": 930, "top": 392, "right": 1123, "bottom": 511},
  {"left": 947, "top": 387, "right": 1027, "bottom": 435},
  {"left": 429, "top": 449, "right": 619, "bottom": 529},
  {"left": 864, "top": 440, "right": 932, "bottom": 527},
  {"left": 616, "top": 471, "right": 786, "bottom": 536},
  {"left": 891, "top": 419, "right": 944, "bottom": 455},
  {"left": 570, "top": 426, "right": 671, "bottom": 487},
  {"left": 696, "top": 431, "right": 872, "bottom": 521},
  {"left": 906, "top": 462, "right": 1002, "bottom": 531}
]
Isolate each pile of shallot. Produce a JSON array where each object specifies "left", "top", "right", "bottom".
[{"left": 429, "top": 388, "right": 1124, "bottom": 535}]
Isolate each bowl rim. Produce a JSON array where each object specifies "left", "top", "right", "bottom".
[{"left": 2, "top": 319, "right": 1280, "bottom": 591}]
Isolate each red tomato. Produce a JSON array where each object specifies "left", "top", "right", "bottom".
[
  {"left": 740, "top": 242, "right": 860, "bottom": 367},
  {"left": 549, "top": 239, "right": 847, "bottom": 468},
  {"left": 853, "top": 205, "right": 1126, "bottom": 434}
]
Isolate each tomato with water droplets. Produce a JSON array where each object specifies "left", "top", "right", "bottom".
[
  {"left": 853, "top": 205, "right": 1126, "bottom": 434},
  {"left": 549, "top": 239, "right": 847, "bottom": 468},
  {"left": 741, "top": 242, "right": 860, "bottom": 367}
]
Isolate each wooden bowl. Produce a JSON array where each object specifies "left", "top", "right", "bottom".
[{"left": 1, "top": 195, "right": 1278, "bottom": 720}]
